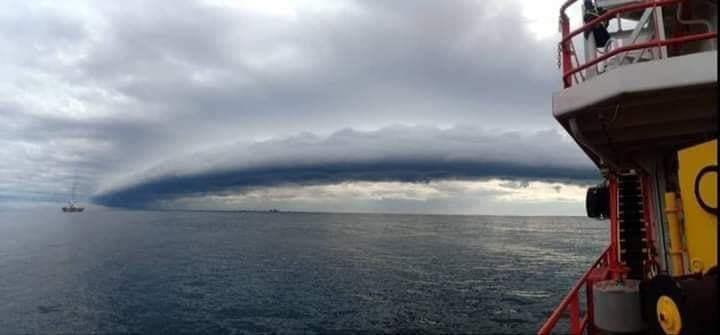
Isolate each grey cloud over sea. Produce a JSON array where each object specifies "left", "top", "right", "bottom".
[
  {"left": 0, "top": 0, "right": 589, "bottom": 213},
  {"left": 93, "top": 126, "right": 597, "bottom": 208}
]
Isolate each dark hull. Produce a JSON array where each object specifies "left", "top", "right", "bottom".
[{"left": 61, "top": 207, "right": 84, "bottom": 212}]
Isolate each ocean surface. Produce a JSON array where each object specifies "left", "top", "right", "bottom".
[{"left": 0, "top": 209, "right": 607, "bottom": 334}]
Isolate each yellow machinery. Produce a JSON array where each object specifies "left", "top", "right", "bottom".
[
  {"left": 676, "top": 139, "right": 717, "bottom": 274},
  {"left": 648, "top": 139, "right": 717, "bottom": 335},
  {"left": 663, "top": 193, "right": 685, "bottom": 277}
]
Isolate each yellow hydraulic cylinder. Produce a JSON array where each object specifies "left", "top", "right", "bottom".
[{"left": 664, "top": 192, "right": 685, "bottom": 276}]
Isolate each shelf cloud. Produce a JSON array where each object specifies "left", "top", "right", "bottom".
[
  {"left": 1, "top": 0, "right": 592, "bottom": 214},
  {"left": 93, "top": 126, "right": 597, "bottom": 209}
]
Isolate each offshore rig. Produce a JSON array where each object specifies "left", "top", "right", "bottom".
[{"left": 539, "top": 0, "right": 716, "bottom": 334}]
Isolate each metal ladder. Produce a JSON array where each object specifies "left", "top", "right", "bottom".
[{"left": 618, "top": 173, "right": 647, "bottom": 279}]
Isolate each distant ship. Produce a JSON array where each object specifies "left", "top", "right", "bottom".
[
  {"left": 61, "top": 201, "right": 84, "bottom": 213},
  {"left": 62, "top": 174, "right": 84, "bottom": 213}
]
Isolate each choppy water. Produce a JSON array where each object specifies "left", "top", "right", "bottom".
[{"left": 0, "top": 209, "right": 607, "bottom": 334}]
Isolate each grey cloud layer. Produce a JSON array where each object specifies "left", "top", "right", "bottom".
[
  {"left": 94, "top": 126, "right": 597, "bottom": 208},
  {"left": 1, "top": 0, "right": 575, "bottom": 207},
  {"left": 75, "top": 0, "right": 558, "bottom": 129}
]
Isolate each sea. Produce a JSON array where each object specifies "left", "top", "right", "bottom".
[{"left": 0, "top": 209, "right": 607, "bottom": 334}]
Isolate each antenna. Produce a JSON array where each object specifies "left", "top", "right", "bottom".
[{"left": 71, "top": 170, "right": 77, "bottom": 203}]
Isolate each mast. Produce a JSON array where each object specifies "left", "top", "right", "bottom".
[{"left": 71, "top": 172, "right": 77, "bottom": 203}]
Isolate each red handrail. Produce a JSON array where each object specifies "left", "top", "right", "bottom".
[
  {"left": 558, "top": 0, "right": 716, "bottom": 88},
  {"left": 563, "top": 32, "right": 717, "bottom": 83},
  {"left": 560, "top": 0, "right": 687, "bottom": 45},
  {"left": 537, "top": 246, "right": 611, "bottom": 335}
]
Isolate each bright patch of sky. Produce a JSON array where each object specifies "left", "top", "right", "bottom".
[{"left": 160, "top": 179, "right": 588, "bottom": 215}]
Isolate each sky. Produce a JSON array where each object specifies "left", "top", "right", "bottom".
[{"left": 0, "top": 0, "right": 598, "bottom": 215}]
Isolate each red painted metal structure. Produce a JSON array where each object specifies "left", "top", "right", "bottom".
[
  {"left": 558, "top": 0, "right": 717, "bottom": 88},
  {"left": 537, "top": 246, "right": 612, "bottom": 335},
  {"left": 565, "top": 32, "right": 717, "bottom": 86},
  {"left": 538, "top": 176, "right": 644, "bottom": 334},
  {"left": 540, "top": 0, "right": 717, "bottom": 333},
  {"left": 538, "top": 178, "right": 622, "bottom": 335}
]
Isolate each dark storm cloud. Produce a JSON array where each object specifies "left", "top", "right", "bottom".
[
  {"left": 94, "top": 161, "right": 598, "bottom": 208},
  {"left": 1, "top": 0, "right": 583, "bottom": 210},
  {"left": 94, "top": 126, "right": 598, "bottom": 208}
]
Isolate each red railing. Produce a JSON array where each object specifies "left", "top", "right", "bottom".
[
  {"left": 559, "top": 0, "right": 717, "bottom": 88},
  {"left": 537, "top": 246, "right": 612, "bottom": 335}
]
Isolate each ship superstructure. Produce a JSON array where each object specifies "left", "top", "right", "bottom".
[
  {"left": 539, "top": 0, "right": 716, "bottom": 334},
  {"left": 62, "top": 174, "right": 84, "bottom": 213}
]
